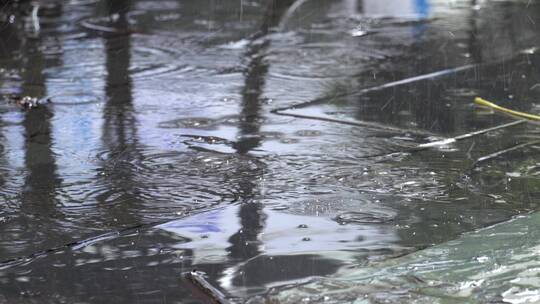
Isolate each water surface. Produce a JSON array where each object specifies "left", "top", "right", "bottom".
[{"left": 1, "top": 0, "right": 540, "bottom": 303}]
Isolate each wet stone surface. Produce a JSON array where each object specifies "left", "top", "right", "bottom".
[{"left": 2, "top": 0, "right": 540, "bottom": 303}]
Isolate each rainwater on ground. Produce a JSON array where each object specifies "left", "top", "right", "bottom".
[{"left": 1, "top": 0, "right": 540, "bottom": 303}]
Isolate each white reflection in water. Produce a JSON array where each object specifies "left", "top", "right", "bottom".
[{"left": 158, "top": 204, "right": 398, "bottom": 263}]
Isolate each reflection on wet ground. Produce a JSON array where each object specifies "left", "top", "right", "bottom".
[
  {"left": 269, "top": 211, "right": 540, "bottom": 304},
  {"left": 2, "top": 0, "right": 540, "bottom": 303}
]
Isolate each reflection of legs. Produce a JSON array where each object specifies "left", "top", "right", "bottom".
[
  {"left": 227, "top": 203, "right": 265, "bottom": 260},
  {"left": 235, "top": 0, "right": 296, "bottom": 154},
  {"left": 19, "top": 21, "right": 62, "bottom": 255}
]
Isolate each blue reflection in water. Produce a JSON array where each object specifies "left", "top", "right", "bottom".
[
  {"left": 361, "top": 0, "right": 430, "bottom": 18},
  {"left": 415, "top": 0, "right": 430, "bottom": 18}
]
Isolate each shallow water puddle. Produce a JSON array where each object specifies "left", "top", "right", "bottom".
[
  {"left": 267, "top": 210, "right": 540, "bottom": 303},
  {"left": 279, "top": 53, "right": 540, "bottom": 140},
  {"left": 158, "top": 202, "right": 401, "bottom": 295},
  {"left": 3, "top": 0, "right": 540, "bottom": 303}
]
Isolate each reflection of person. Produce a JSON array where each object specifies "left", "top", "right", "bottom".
[{"left": 362, "top": 0, "right": 429, "bottom": 18}]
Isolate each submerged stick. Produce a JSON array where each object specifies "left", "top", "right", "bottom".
[
  {"left": 355, "top": 119, "right": 526, "bottom": 159},
  {"left": 418, "top": 119, "right": 527, "bottom": 148},
  {"left": 474, "top": 140, "right": 540, "bottom": 165},
  {"left": 271, "top": 64, "right": 477, "bottom": 114},
  {"left": 184, "top": 271, "right": 232, "bottom": 304},
  {"left": 465, "top": 140, "right": 540, "bottom": 177},
  {"left": 474, "top": 97, "right": 540, "bottom": 121},
  {"left": 274, "top": 110, "right": 433, "bottom": 137}
]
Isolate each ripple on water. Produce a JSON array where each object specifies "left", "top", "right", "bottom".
[
  {"left": 294, "top": 130, "right": 322, "bottom": 137},
  {"left": 159, "top": 114, "right": 267, "bottom": 130},
  {"left": 158, "top": 203, "right": 401, "bottom": 267},
  {"left": 80, "top": 15, "right": 138, "bottom": 34},
  {"left": 42, "top": 35, "right": 210, "bottom": 86},
  {"left": 259, "top": 138, "right": 453, "bottom": 202},
  {"left": 46, "top": 93, "right": 102, "bottom": 106},
  {"left": 268, "top": 44, "right": 387, "bottom": 80},
  {"left": 55, "top": 147, "right": 266, "bottom": 228},
  {"left": 334, "top": 210, "right": 396, "bottom": 225},
  {"left": 159, "top": 117, "right": 220, "bottom": 130},
  {"left": 81, "top": 1, "right": 183, "bottom": 33}
]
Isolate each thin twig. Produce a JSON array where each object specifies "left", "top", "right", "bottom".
[
  {"left": 420, "top": 119, "right": 527, "bottom": 147},
  {"left": 473, "top": 140, "right": 540, "bottom": 167},
  {"left": 271, "top": 64, "right": 477, "bottom": 114},
  {"left": 466, "top": 141, "right": 476, "bottom": 160},
  {"left": 274, "top": 110, "right": 433, "bottom": 137},
  {"left": 355, "top": 120, "right": 526, "bottom": 159},
  {"left": 184, "top": 271, "right": 233, "bottom": 304}
]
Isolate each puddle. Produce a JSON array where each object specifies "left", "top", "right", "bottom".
[
  {"left": 266, "top": 211, "right": 540, "bottom": 304},
  {"left": 2, "top": 0, "right": 540, "bottom": 303}
]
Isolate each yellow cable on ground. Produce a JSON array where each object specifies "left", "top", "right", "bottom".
[{"left": 474, "top": 97, "right": 540, "bottom": 121}]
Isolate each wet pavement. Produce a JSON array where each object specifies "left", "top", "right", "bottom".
[{"left": 2, "top": 0, "right": 540, "bottom": 303}]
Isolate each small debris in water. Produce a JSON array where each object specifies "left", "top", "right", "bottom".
[
  {"left": 475, "top": 256, "right": 489, "bottom": 263},
  {"left": 350, "top": 26, "right": 369, "bottom": 37},
  {"left": 184, "top": 270, "right": 232, "bottom": 304},
  {"left": 5, "top": 95, "right": 50, "bottom": 111}
]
